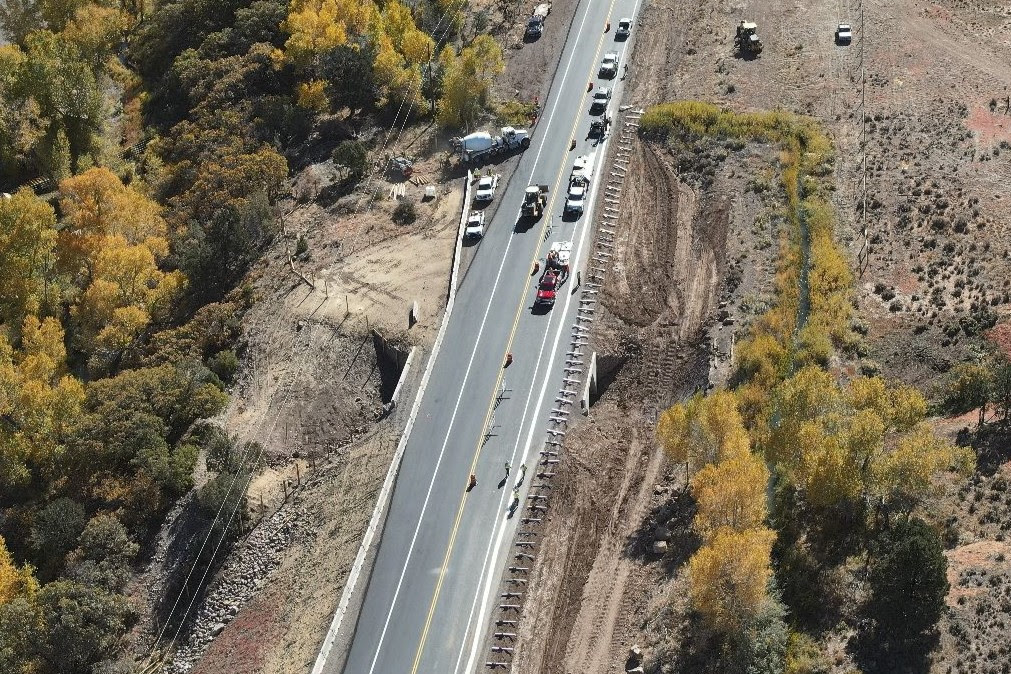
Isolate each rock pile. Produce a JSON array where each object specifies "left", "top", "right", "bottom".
[{"left": 164, "top": 499, "right": 308, "bottom": 673}]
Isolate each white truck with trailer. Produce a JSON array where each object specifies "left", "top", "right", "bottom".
[{"left": 570, "top": 152, "right": 596, "bottom": 186}]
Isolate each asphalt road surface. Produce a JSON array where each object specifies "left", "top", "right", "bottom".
[{"left": 332, "top": 1, "right": 645, "bottom": 672}]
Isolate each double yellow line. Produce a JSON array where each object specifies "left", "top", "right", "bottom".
[{"left": 408, "top": 3, "right": 620, "bottom": 671}]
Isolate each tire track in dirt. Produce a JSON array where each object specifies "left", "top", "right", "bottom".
[
  {"left": 506, "top": 131, "right": 731, "bottom": 673},
  {"left": 603, "top": 140, "right": 680, "bottom": 328},
  {"left": 561, "top": 423, "right": 667, "bottom": 674}
]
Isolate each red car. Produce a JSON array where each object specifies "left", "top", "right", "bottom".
[{"left": 535, "top": 269, "right": 562, "bottom": 306}]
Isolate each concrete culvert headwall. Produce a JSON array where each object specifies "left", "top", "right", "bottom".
[
  {"left": 371, "top": 329, "right": 411, "bottom": 404},
  {"left": 590, "top": 353, "right": 628, "bottom": 405}
]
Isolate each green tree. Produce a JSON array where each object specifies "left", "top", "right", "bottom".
[
  {"left": 17, "top": 30, "right": 103, "bottom": 165},
  {"left": 65, "top": 514, "right": 138, "bottom": 592},
  {"left": 0, "top": 595, "right": 43, "bottom": 674},
  {"left": 37, "top": 579, "right": 134, "bottom": 673},
  {"left": 29, "top": 497, "right": 87, "bottom": 571},
  {"left": 177, "top": 191, "right": 279, "bottom": 301},
  {"left": 207, "top": 349, "right": 239, "bottom": 383},
  {"left": 319, "top": 40, "right": 379, "bottom": 114},
  {"left": 866, "top": 518, "right": 948, "bottom": 641},
  {"left": 743, "top": 596, "right": 789, "bottom": 674},
  {"left": 332, "top": 140, "right": 368, "bottom": 181},
  {"left": 232, "top": 0, "right": 287, "bottom": 49},
  {"left": 0, "top": 0, "right": 43, "bottom": 46}
]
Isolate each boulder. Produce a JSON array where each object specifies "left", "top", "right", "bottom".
[
  {"left": 651, "top": 540, "right": 668, "bottom": 555},
  {"left": 625, "top": 667, "right": 644, "bottom": 674},
  {"left": 628, "top": 644, "right": 643, "bottom": 661},
  {"left": 210, "top": 623, "right": 225, "bottom": 637}
]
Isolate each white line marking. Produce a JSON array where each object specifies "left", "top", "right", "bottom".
[
  {"left": 457, "top": 92, "right": 617, "bottom": 674},
  {"left": 363, "top": 0, "right": 600, "bottom": 669},
  {"left": 457, "top": 0, "right": 648, "bottom": 666}
]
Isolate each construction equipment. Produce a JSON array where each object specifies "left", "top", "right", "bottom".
[
  {"left": 570, "top": 152, "right": 596, "bottom": 185},
  {"left": 535, "top": 242, "right": 572, "bottom": 308},
  {"left": 734, "top": 20, "right": 763, "bottom": 56},
  {"left": 589, "top": 113, "right": 611, "bottom": 138},
  {"left": 524, "top": 3, "right": 551, "bottom": 39},
  {"left": 521, "top": 184, "right": 549, "bottom": 220},
  {"left": 451, "top": 127, "right": 531, "bottom": 163},
  {"left": 387, "top": 156, "right": 414, "bottom": 178}
]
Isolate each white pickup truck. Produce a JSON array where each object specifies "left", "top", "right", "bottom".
[
  {"left": 570, "top": 152, "right": 596, "bottom": 185},
  {"left": 474, "top": 174, "right": 499, "bottom": 202}
]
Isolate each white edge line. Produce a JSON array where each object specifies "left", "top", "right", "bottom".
[
  {"left": 363, "top": 18, "right": 599, "bottom": 663},
  {"left": 460, "top": 121, "right": 614, "bottom": 674},
  {"left": 459, "top": 0, "right": 649, "bottom": 660},
  {"left": 310, "top": 169, "right": 473, "bottom": 674}
]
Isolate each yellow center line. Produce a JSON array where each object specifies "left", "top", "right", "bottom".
[{"left": 408, "top": 5, "right": 620, "bottom": 672}]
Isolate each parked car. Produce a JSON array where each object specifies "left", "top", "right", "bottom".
[
  {"left": 599, "top": 51, "right": 619, "bottom": 78},
  {"left": 615, "top": 17, "right": 632, "bottom": 39},
  {"left": 564, "top": 182, "right": 586, "bottom": 215},
  {"left": 474, "top": 175, "right": 498, "bottom": 202},
  {"left": 591, "top": 87, "right": 611, "bottom": 112},
  {"left": 465, "top": 211, "right": 485, "bottom": 238},
  {"left": 835, "top": 23, "right": 852, "bottom": 45}
]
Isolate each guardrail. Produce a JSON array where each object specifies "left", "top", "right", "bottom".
[{"left": 311, "top": 169, "right": 473, "bottom": 674}]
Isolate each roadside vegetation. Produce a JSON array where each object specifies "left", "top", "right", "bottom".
[
  {"left": 0, "top": 0, "right": 508, "bottom": 670},
  {"left": 646, "top": 102, "right": 976, "bottom": 673}
]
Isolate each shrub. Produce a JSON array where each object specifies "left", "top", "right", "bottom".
[
  {"left": 867, "top": 518, "right": 948, "bottom": 641},
  {"left": 496, "top": 99, "right": 537, "bottom": 126},
  {"left": 208, "top": 349, "right": 239, "bottom": 384},
  {"left": 392, "top": 199, "right": 417, "bottom": 225}
]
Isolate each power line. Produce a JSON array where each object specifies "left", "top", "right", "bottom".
[{"left": 149, "top": 0, "right": 472, "bottom": 659}]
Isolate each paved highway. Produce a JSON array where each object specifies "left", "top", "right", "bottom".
[{"left": 331, "top": 0, "right": 644, "bottom": 671}]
